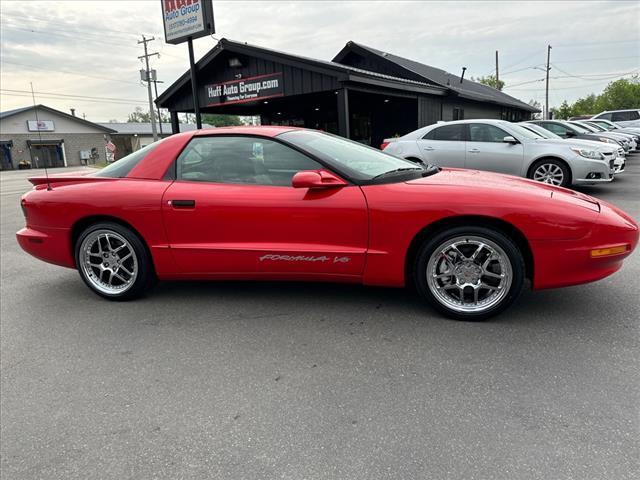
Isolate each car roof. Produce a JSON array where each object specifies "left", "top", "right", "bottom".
[
  {"left": 598, "top": 109, "right": 639, "bottom": 114},
  {"left": 190, "top": 125, "right": 303, "bottom": 138}
]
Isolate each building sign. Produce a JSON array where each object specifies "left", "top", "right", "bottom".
[
  {"left": 205, "top": 73, "right": 284, "bottom": 107},
  {"left": 161, "top": 0, "right": 215, "bottom": 45},
  {"left": 27, "top": 120, "right": 55, "bottom": 132}
]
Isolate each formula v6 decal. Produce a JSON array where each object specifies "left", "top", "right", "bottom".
[{"left": 259, "top": 254, "right": 351, "bottom": 263}]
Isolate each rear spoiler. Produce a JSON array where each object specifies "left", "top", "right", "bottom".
[{"left": 28, "top": 175, "right": 116, "bottom": 186}]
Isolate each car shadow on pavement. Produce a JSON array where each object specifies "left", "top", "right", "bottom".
[{"left": 42, "top": 274, "right": 625, "bottom": 330}]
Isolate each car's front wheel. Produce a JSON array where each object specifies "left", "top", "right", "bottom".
[
  {"left": 414, "top": 226, "right": 525, "bottom": 321},
  {"left": 75, "top": 222, "right": 154, "bottom": 300},
  {"left": 529, "top": 159, "right": 571, "bottom": 187}
]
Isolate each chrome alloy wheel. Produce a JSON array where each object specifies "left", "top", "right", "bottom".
[
  {"left": 533, "top": 163, "right": 564, "bottom": 185},
  {"left": 79, "top": 229, "right": 138, "bottom": 295},
  {"left": 426, "top": 236, "right": 512, "bottom": 314}
]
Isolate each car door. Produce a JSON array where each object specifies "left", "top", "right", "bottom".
[
  {"left": 161, "top": 135, "right": 369, "bottom": 277},
  {"left": 415, "top": 124, "right": 466, "bottom": 167},
  {"left": 465, "top": 123, "right": 524, "bottom": 175}
]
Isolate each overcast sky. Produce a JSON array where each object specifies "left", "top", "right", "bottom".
[{"left": 1, "top": 0, "right": 638, "bottom": 122}]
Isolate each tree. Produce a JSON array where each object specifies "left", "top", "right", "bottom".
[
  {"left": 127, "top": 106, "right": 169, "bottom": 123},
  {"left": 552, "top": 76, "right": 639, "bottom": 118},
  {"left": 553, "top": 100, "right": 573, "bottom": 120},
  {"left": 200, "top": 113, "right": 244, "bottom": 127},
  {"left": 597, "top": 76, "right": 640, "bottom": 111},
  {"left": 528, "top": 99, "right": 542, "bottom": 120},
  {"left": 472, "top": 74, "right": 505, "bottom": 91}
]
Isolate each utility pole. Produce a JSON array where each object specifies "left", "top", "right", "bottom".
[
  {"left": 138, "top": 35, "right": 159, "bottom": 141},
  {"left": 152, "top": 77, "right": 165, "bottom": 136},
  {"left": 545, "top": 44, "right": 552, "bottom": 120},
  {"left": 495, "top": 50, "right": 499, "bottom": 85}
]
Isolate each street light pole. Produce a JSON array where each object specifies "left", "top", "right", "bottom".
[{"left": 545, "top": 44, "right": 552, "bottom": 120}]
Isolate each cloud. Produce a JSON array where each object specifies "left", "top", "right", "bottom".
[{"left": 1, "top": 0, "right": 638, "bottom": 121}]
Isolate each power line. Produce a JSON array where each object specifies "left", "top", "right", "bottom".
[
  {"left": 0, "top": 92, "right": 146, "bottom": 106},
  {"left": 1, "top": 24, "right": 184, "bottom": 60},
  {"left": 0, "top": 88, "right": 146, "bottom": 103},
  {"left": 554, "top": 39, "right": 640, "bottom": 48},
  {"left": 1, "top": 12, "right": 142, "bottom": 37},
  {"left": 1, "top": 60, "right": 142, "bottom": 86}
]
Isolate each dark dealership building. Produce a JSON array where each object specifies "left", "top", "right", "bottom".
[{"left": 157, "top": 39, "right": 539, "bottom": 147}]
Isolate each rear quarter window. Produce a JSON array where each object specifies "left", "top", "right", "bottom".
[{"left": 93, "top": 142, "right": 158, "bottom": 178}]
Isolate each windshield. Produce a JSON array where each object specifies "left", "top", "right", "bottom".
[
  {"left": 93, "top": 142, "right": 159, "bottom": 178},
  {"left": 584, "top": 122, "right": 606, "bottom": 132},
  {"left": 508, "top": 123, "right": 543, "bottom": 139},
  {"left": 573, "top": 122, "right": 597, "bottom": 132},
  {"left": 279, "top": 130, "right": 428, "bottom": 181},
  {"left": 521, "top": 123, "right": 562, "bottom": 139},
  {"left": 566, "top": 122, "right": 589, "bottom": 133}
]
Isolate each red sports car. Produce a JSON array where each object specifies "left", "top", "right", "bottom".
[{"left": 17, "top": 127, "right": 638, "bottom": 320}]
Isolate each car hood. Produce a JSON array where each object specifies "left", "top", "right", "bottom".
[
  {"left": 531, "top": 138, "right": 616, "bottom": 152},
  {"left": 406, "top": 168, "right": 600, "bottom": 212}
]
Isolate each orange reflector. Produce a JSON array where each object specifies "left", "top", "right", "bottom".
[{"left": 590, "top": 245, "right": 629, "bottom": 258}]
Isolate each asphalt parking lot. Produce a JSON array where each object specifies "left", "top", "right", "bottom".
[{"left": 1, "top": 161, "right": 639, "bottom": 480}]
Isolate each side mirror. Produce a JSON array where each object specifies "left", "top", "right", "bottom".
[
  {"left": 565, "top": 130, "right": 576, "bottom": 137},
  {"left": 503, "top": 136, "right": 518, "bottom": 144},
  {"left": 292, "top": 170, "right": 347, "bottom": 189}
]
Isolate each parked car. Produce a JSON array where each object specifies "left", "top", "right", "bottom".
[
  {"left": 568, "top": 121, "right": 637, "bottom": 152},
  {"left": 382, "top": 120, "right": 614, "bottom": 187},
  {"left": 584, "top": 119, "right": 640, "bottom": 138},
  {"left": 518, "top": 123, "right": 626, "bottom": 174},
  {"left": 527, "top": 120, "right": 630, "bottom": 153},
  {"left": 591, "top": 109, "right": 640, "bottom": 127},
  {"left": 17, "top": 127, "right": 639, "bottom": 321}
]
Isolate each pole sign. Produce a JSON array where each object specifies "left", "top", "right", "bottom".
[
  {"left": 205, "top": 73, "right": 284, "bottom": 107},
  {"left": 161, "top": 0, "right": 215, "bottom": 45}
]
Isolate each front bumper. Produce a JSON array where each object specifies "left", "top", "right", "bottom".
[{"left": 531, "top": 201, "right": 639, "bottom": 290}]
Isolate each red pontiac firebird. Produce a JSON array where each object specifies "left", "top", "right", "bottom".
[{"left": 17, "top": 127, "right": 638, "bottom": 320}]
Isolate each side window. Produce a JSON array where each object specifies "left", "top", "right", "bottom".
[
  {"left": 431, "top": 124, "right": 465, "bottom": 141},
  {"left": 422, "top": 129, "right": 436, "bottom": 140},
  {"left": 176, "top": 136, "right": 322, "bottom": 186},
  {"left": 542, "top": 122, "right": 569, "bottom": 137},
  {"left": 596, "top": 113, "right": 612, "bottom": 121},
  {"left": 468, "top": 124, "right": 510, "bottom": 143},
  {"left": 612, "top": 111, "right": 639, "bottom": 121}
]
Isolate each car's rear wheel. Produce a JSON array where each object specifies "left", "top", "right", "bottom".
[
  {"left": 414, "top": 226, "right": 525, "bottom": 321},
  {"left": 529, "top": 159, "right": 571, "bottom": 187},
  {"left": 75, "top": 222, "right": 154, "bottom": 300}
]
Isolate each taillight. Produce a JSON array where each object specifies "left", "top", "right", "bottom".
[{"left": 380, "top": 141, "right": 390, "bottom": 150}]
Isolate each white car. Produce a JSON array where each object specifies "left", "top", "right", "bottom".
[
  {"left": 382, "top": 119, "right": 615, "bottom": 187},
  {"left": 518, "top": 123, "right": 625, "bottom": 174},
  {"left": 591, "top": 109, "right": 640, "bottom": 127}
]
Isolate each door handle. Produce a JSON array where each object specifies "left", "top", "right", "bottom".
[
  {"left": 168, "top": 199, "right": 196, "bottom": 208},
  {"left": 468, "top": 148, "right": 480, "bottom": 153},
  {"left": 423, "top": 146, "right": 434, "bottom": 151}
]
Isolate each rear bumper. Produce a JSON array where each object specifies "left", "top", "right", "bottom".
[
  {"left": 531, "top": 202, "right": 639, "bottom": 289},
  {"left": 16, "top": 226, "right": 75, "bottom": 268}
]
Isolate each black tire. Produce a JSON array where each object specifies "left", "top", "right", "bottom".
[
  {"left": 74, "top": 221, "right": 155, "bottom": 301},
  {"left": 414, "top": 226, "right": 525, "bottom": 321},
  {"left": 528, "top": 158, "right": 571, "bottom": 187}
]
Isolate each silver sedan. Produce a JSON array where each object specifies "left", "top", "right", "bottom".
[{"left": 382, "top": 119, "right": 614, "bottom": 188}]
